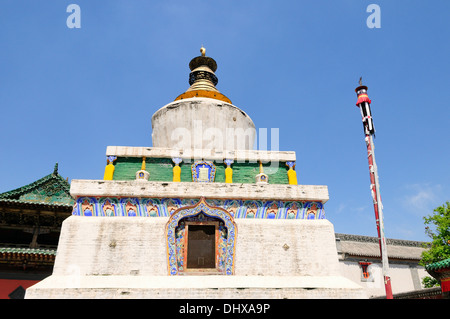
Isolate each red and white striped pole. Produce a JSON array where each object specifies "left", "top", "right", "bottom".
[{"left": 355, "top": 82, "right": 393, "bottom": 299}]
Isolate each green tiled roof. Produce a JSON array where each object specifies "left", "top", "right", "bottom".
[
  {"left": 425, "top": 258, "right": 450, "bottom": 271},
  {"left": 0, "top": 163, "right": 73, "bottom": 207},
  {"left": 0, "top": 198, "right": 73, "bottom": 208},
  {"left": 0, "top": 247, "right": 57, "bottom": 255}
]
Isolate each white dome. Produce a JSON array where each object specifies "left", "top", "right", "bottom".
[{"left": 151, "top": 97, "right": 256, "bottom": 151}]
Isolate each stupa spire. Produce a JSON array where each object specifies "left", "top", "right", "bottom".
[{"left": 174, "top": 47, "right": 232, "bottom": 104}]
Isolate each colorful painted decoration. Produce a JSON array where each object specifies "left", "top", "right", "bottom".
[
  {"left": 141, "top": 198, "right": 161, "bottom": 217},
  {"left": 285, "top": 201, "right": 304, "bottom": 219},
  {"left": 120, "top": 198, "right": 141, "bottom": 217},
  {"left": 76, "top": 197, "right": 98, "bottom": 216},
  {"left": 99, "top": 198, "right": 119, "bottom": 217},
  {"left": 162, "top": 198, "right": 182, "bottom": 216},
  {"left": 72, "top": 196, "right": 325, "bottom": 220},
  {"left": 191, "top": 161, "right": 216, "bottom": 182}
]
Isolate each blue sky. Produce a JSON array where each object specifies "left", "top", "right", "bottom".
[{"left": 0, "top": 1, "right": 448, "bottom": 242}]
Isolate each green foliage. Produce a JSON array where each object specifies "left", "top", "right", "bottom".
[
  {"left": 419, "top": 202, "right": 450, "bottom": 287},
  {"left": 421, "top": 276, "right": 439, "bottom": 288},
  {"left": 419, "top": 201, "right": 450, "bottom": 266}
]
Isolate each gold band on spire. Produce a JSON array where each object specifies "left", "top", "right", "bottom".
[{"left": 175, "top": 90, "right": 231, "bottom": 103}]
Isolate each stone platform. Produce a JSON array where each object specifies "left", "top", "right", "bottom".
[
  {"left": 25, "top": 216, "right": 367, "bottom": 299},
  {"left": 25, "top": 275, "right": 365, "bottom": 298}
]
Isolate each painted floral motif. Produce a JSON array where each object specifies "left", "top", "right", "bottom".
[
  {"left": 265, "top": 201, "right": 279, "bottom": 219},
  {"left": 244, "top": 200, "right": 259, "bottom": 218},
  {"left": 285, "top": 201, "right": 303, "bottom": 219},
  {"left": 175, "top": 222, "right": 186, "bottom": 272},
  {"left": 142, "top": 198, "right": 161, "bottom": 217},
  {"left": 223, "top": 199, "right": 242, "bottom": 217},
  {"left": 76, "top": 197, "right": 98, "bottom": 216},
  {"left": 100, "top": 198, "right": 118, "bottom": 217},
  {"left": 120, "top": 198, "right": 140, "bottom": 217},
  {"left": 217, "top": 222, "right": 228, "bottom": 271},
  {"left": 162, "top": 198, "right": 181, "bottom": 216},
  {"left": 72, "top": 197, "right": 325, "bottom": 220},
  {"left": 81, "top": 199, "right": 94, "bottom": 217},
  {"left": 304, "top": 202, "right": 324, "bottom": 220}
]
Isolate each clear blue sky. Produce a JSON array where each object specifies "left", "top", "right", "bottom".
[{"left": 0, "top": 1, "right": 448, "bottom": 242}]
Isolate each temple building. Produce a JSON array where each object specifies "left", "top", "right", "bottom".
[
  {"left": 22, "top": 49, "right": 430, "bottom": 299},
  {"left": 0, "top": 164, "right": 72, "bottom": 298},
  {"left": 335, "top": 233, "right": 430, "bottom": 298},
  {"left": 425, "top": 258, "right": 450, "bottom": 298}
]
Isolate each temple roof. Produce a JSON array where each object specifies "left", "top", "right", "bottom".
[
  {"left": 335, "top": 233, "right": 428, "bottom": 261},
  {"left": 425, "top": 258, "right": 450, "bottom": 284},
  {"left": 0, "top": 247, "right": 56, "bottom": 256},
  {"left": 425, "top": 258, "right": 450, "bottom": 271},
  {"left": 0, "top": 163, "right": 74, "bottom": 210}
]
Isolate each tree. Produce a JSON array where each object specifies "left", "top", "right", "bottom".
[{"left": 419, "top": 201, "right": 450, "bottom": 288}]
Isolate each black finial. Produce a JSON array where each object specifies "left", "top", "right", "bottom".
[
  {"left": 53, "top": 163, "right": 58, "bottom": 175},
  {"left": 359, "top": 77, "right": 362, "bottom": 86}
]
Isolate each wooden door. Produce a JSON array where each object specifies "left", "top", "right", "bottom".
[{"left": 186, "top": 225, "right": 216, "bottom": 269}]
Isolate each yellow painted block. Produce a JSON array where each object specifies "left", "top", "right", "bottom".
[
  {"left": 225, "top": 167, "right": 233, "bottom": 183},
  {"left": 173, "top": 165, "right": 181, "bottom": 182},
  {"left": 287, "top": 169, "right": 297, "bottom": 185},
  {"left": 103, "top": 164, "right": 115, "bottom": 180}
]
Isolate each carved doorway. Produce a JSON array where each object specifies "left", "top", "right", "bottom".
[{"left": 166, "top": 198, "right": 237, "bottom": 276}]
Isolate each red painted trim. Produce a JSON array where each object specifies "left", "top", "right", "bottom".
[
  {"left": 356, "top": 96, "right": 372, "bottom": 106},
  {"left": 0, "top": 279, "right": 40, "bottom": 299},
  {"left": 441, "top": 278, "right": 450, "bottom": 292}
]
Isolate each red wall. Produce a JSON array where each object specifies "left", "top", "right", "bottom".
[
  {"left": 0, "top": 279, "right": 40, "bottom": 299},
  {"left": 441, "top": 278, "right": 450, "bottom": 292}
]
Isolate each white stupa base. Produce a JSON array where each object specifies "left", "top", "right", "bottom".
[
  {"left": 25, "top": 216, "right": 367, "bottom": 299},
  {"left": 26, "top": 275, "right": 366, "bottom": 299}
]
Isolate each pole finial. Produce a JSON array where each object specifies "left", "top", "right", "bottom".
[{"left": 359, "top": 77, "right": 363, "bottom": 86}]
